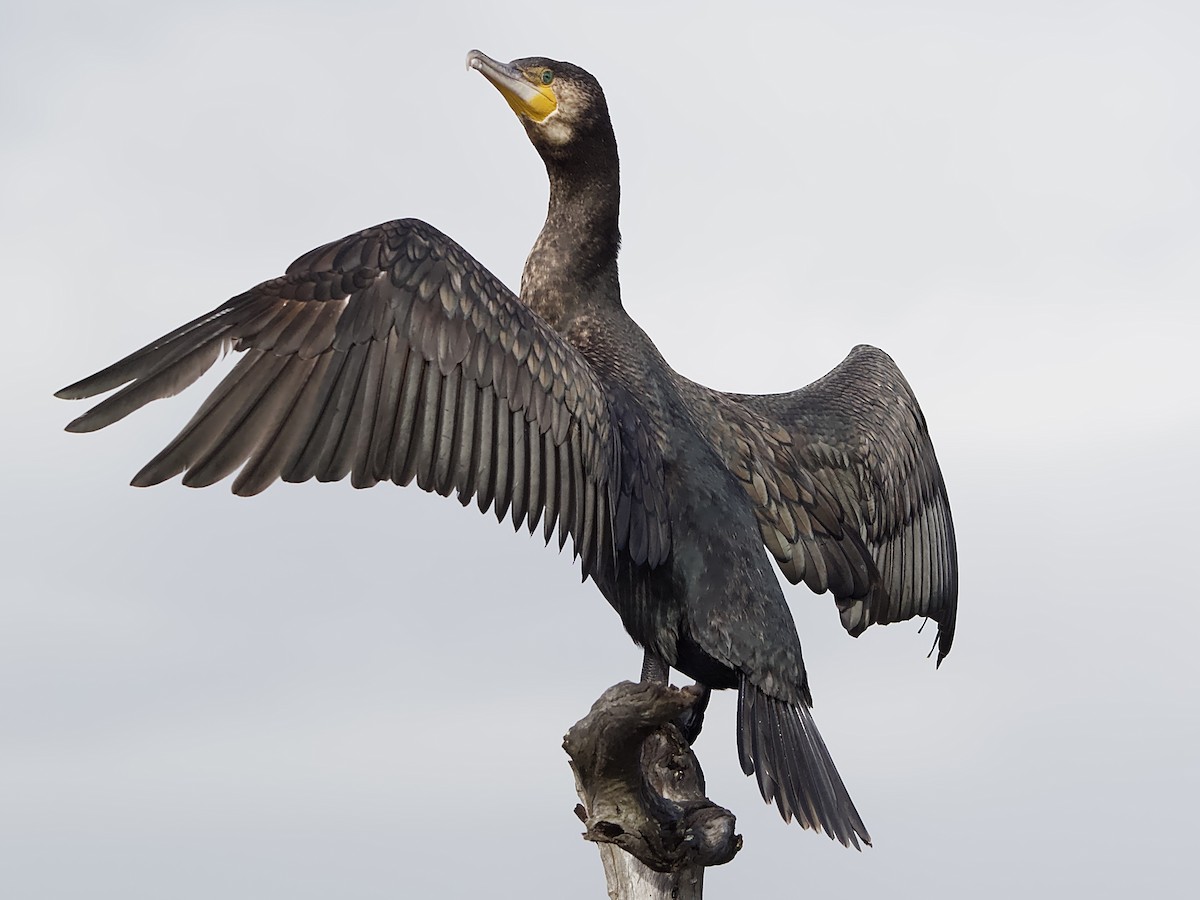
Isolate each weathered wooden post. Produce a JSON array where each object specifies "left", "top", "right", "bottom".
[{"left": 564, "top": 682, "right": 742, "bottom": 899}]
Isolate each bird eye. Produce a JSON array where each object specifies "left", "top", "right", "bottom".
[{"left": 541, "top": 69, "right": 554, "bottom": 85}]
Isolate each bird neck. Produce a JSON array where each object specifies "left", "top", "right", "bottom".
[{"left": 521, "top": 150, "right": 623, "bottom": 330}]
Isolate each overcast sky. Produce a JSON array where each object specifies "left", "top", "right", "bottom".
[{"left": 3, "top": 1, "right": 1198, "bottom": 897}]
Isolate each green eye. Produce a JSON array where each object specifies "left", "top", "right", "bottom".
[{"left": 541, "top": 69, "right": 554, "bottom": 85}]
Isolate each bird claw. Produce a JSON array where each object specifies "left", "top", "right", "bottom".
[{"left": 677, "top": 683, "right": 711, "bottom": 745}]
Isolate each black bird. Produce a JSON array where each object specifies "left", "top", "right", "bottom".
[{"left": 56, "top": 51, "right": 957, "bottom": 848}]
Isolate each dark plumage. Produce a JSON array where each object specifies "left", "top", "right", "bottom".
[{"left": 57, "top": 51, "right": 957, "bottom": 848}]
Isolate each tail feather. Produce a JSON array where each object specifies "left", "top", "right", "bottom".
[{"left": 737, "top": 674, "right": 871, "bottom": 848}]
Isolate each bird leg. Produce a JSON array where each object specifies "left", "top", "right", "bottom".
[
  {"left": 640, "top": 650, "right": 670, "bottom": 683},
  {"left": 640, "top": 651, "right": 710, "bottom": 745}
]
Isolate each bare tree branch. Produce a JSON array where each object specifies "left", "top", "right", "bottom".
[{"left": 564, "top": 681, "right": 742, "bottom": 898}]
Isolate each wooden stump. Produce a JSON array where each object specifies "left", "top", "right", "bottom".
[{"left": 564, "top": 681, "right": 742, "bottom": 898}]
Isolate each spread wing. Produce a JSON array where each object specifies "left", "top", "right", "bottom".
[
  {"left": 712, "top": 345, "right": 957, "bottom": 661},
  {"left": 57, "top": 218, "right": 670, "bottom": 574},
  {"left": 701, "top": 392, "right": 880, "bottom": 609}
]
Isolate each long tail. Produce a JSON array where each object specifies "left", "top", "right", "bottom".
[{"left": 737, "top": 674, "right": 871, "bottom": 848}]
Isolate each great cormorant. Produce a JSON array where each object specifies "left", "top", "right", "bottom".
[{"left": 56, "top": 51, "right": 957, "bottom": 849}]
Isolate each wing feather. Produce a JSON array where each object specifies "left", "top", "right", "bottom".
[
  {"left": 524, "top": 418, "right": 543, "bottom": 535},
  {"left": 183, "top": 352, "right": 300, "bottom": 488},
  {"left": 509, "top": 408, "right": 528, "bottom": 528},
  {"left": 232, "top": 352, "right": 335, "bottom": 496}
]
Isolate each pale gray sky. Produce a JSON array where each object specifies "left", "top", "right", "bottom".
[{"left": 3, "top": 1, "right": 1198, "bottom": 897}]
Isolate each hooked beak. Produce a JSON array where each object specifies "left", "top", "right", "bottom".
[{"left": 467, "top": 49, "right": 557, "bottom": 123}]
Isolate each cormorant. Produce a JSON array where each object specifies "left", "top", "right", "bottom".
[{"left": 56, "top": 51, "right": 957, "bottom": 849}]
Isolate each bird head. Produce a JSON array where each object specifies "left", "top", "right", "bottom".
[{"left": 467, "top": 50, "right": 613, "bottom": 162}]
